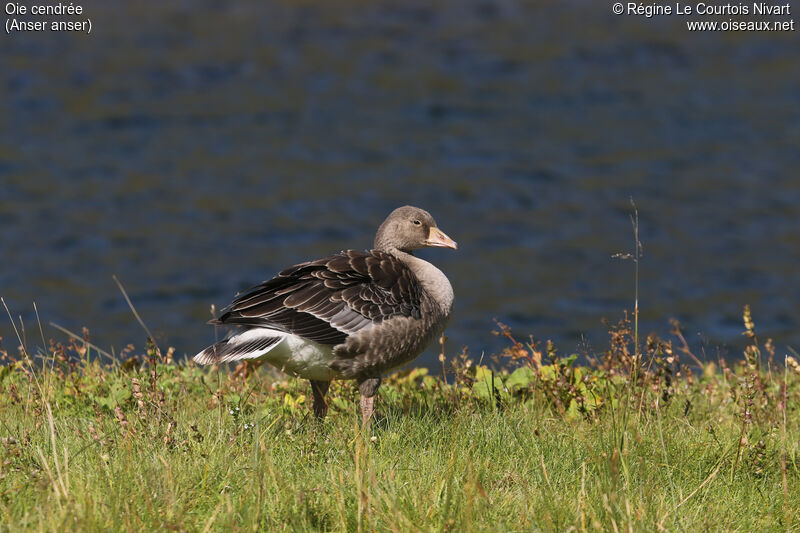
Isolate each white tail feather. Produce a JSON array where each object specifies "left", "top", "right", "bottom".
[{"left": 194, "top": 328, "right": 286, "bottom": 365}]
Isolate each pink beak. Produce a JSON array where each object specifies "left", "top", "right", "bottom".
[{"left": 426, "top": 227, "right": 458, "bottom": 249}]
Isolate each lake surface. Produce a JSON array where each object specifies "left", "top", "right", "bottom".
[{"left": 2, "top": 1, "right": 799, "bottom": 368}]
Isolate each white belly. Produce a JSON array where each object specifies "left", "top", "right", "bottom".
[{"left": 260, "top": 333, "right": 340, "bottom": 381}]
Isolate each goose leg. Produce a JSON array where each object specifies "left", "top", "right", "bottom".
[
  {"left": 358, "top": 377, "right": 382, "bottom": 424},
  {"left": 310, "top": 380, "right": 330, "bottom": 419}
]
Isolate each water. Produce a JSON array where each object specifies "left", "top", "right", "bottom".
[{"left": 2, "top": 1, "right": 799, "bottom": 368}]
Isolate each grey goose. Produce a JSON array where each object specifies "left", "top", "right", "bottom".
[{"left": 194, "top": 206, "right": 457, "bottom": 423}]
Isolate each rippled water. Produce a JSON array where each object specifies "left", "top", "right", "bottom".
[{"left": 2, "top": 1, "right": 798, "bottom": 368}]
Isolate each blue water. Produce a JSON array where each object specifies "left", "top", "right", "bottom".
[{"left": 2, "top": 1, "right": 799, "bottom": 368}]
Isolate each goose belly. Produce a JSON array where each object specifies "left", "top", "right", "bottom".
[{"left": 263, "top": 334, "right": 340, "bottom": 381}]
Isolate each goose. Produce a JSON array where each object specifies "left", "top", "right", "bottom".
[{"left": 194, "top": 206, "right": 457, "bottom": 423}]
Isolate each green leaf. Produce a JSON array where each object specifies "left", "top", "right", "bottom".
[
  {"left": 0, "top": 364, "right": 13, "bottom": 384},
  {"left": 566, "top": 399, "right": 581, "bottom": 420},
  {"left": 505, "top": 367, "right": 535, "bottom": 394},
  {"left": 331, "top": 397, "right": 351, "bottom": 412},
  {"left": 540, "top": 365, "right": 557, "bottom": 381},
  {"left": 584, "top": 390, "right": 603, "bottom": 410},
  {"left": 91, "top": 380, "right": 131, "bottom": 411},
  {"left": 561, "top": 353, "right": 578, "bottom": 367},
  {"left": 225, "top": 393, "right": 242, "bottom": 406},
  {"left": 283, "top": 393, "right": 305, "bottom": 410},
  {"left": 472, "top": 366, "right": 506, "bottom": 401}
]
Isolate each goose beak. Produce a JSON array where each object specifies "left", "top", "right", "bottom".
[{"left": 426, "top": 227, "right": 458, "bottom": 249}]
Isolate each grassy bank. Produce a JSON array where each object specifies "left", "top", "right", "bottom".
[{"left": 0, "top": 309, "right": 798, "bottom": 532}]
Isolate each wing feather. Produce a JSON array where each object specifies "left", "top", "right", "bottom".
[{"left": 212, "top": 250, "right": 423, "bottom": 346}]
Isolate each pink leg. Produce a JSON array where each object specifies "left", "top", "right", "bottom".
[
  {"left": 358, "top": 377, "right": 381, "bottom": 424},
  {"left": 359, "top": 395, "right": 375, "bottom": 425}
]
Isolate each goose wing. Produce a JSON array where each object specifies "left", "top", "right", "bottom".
[{"left": 212, "top": 250, "right": 424, "bottom": 346}]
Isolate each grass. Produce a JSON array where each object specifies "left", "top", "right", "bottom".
[{"left": 0, "top": 307, "right": 798, "bottom": 532}]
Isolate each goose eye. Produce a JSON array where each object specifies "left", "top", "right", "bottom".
[{"left": 412, "top": 219, "right": 421, "bottom": 225}]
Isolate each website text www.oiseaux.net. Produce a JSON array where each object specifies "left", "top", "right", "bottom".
[
  {"left": 686, "top": 18, "right": 794, "bottom": 30},
  {"left": 616, "top": 2, "right": 796, "bottom": 31}
]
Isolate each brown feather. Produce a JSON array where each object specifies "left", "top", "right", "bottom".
[{"left": 212, "top": 250, "right": 424, "bottom": 346}]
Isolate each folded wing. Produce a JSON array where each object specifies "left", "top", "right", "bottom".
[{"left": 212, "top": 250, "right": 424, "bottom": 346}]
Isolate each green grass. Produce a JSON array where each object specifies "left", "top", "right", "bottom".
[{"left": 0, "top": 313, "right": 799, "bottom": 532}]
